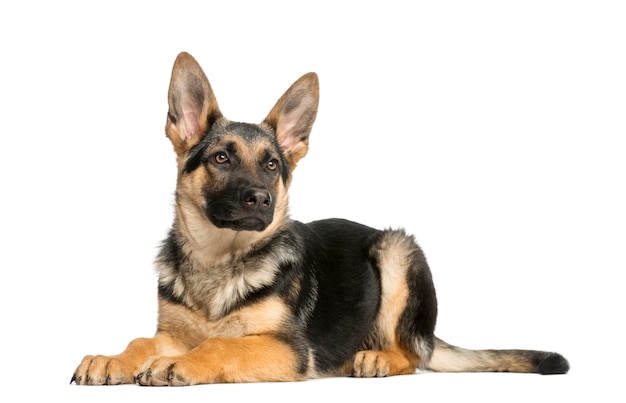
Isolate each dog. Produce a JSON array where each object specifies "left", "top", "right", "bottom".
[{"left": 71, "top": 52, "right": 569, "bottom": 386}]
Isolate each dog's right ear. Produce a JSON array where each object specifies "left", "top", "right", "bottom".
[{"left": 166, "top": 52, "right": 222, "bottom": 155}]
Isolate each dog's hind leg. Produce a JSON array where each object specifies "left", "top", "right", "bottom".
[{"left": 351, "top": 229, "right": 438, "bottom": 377}]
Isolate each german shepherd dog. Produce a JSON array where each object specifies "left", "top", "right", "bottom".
[{"left": 71, "top": 52, "right": 569, "bottom": 386}]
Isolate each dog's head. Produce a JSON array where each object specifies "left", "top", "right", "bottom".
[{"left": 165, "top": 52, "right": 318, "bottom": 235}]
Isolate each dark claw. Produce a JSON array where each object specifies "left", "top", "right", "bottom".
[
  {"left": 70, "top": 374, "right": 78, "bottom": 385},
  {"left": 135, "top": 372, "right": 144, "bottom": 383},
  {"left": 167, "top": 364, "right": 176, "bottom": 381},
  {"left": 106, "top": 375, "right": 112, "bottom": 385}
]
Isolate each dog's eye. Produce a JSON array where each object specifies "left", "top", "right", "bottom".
[
  {"left": 266, "top": 159, "right": 279, "bottom": 171},
  {"left": 214, "top": 152, "right": 229, "bottom": 164}
]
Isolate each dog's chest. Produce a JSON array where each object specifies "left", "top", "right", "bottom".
[
  {"left": 157, "top": 229, "right": 303, "bottom": 322},
  {"left": 182, "top": 255, "right": 279, "bottom": 320}
]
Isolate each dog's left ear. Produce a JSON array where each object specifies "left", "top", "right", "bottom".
[{"left": 263, "top": 72, "right": 319, "bottom": 169}]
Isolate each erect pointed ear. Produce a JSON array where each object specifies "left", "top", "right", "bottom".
[
  {"left": 166, "top": 52, "right": 222, "bottom": 155},
  {"left": 263, "top": 72, "right": 319, "bottom": 169}
]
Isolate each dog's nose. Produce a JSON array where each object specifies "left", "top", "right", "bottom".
[{"left": 242, "top": 187, "right": 272, "bottom": 210}]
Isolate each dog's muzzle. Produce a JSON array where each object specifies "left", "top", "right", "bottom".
[{"left": 207, "top": 186, "right": 275, "bottom": 232}]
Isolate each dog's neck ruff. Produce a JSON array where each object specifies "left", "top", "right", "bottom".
[{"left": 156, "top": 216, "right": 299, "bottom": 321}]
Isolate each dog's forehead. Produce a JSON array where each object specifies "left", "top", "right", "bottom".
[{"left": 208, "top": 121, "right": 276, "bottom": 151}]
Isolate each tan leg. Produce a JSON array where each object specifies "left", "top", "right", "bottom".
[
  {"left": 71, "top": 334, "right": 183, "bottom": 385},
  {"left": 135, "top": 335, "right": 306, "bottom": 386}
]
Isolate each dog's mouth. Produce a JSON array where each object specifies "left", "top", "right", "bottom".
[{"left": 210, "top": 215, "right": 270, "bottom": 232}]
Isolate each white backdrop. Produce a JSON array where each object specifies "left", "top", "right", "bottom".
[{"left": 1, "top": 1, "right": 624, "bottom": 401}]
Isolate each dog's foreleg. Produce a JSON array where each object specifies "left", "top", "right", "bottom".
[
  {"left": 135, "top": 335, "right": 306, "bottom": 386},
  {"left": 71, "top": 334, "right": 182, "bottom": 385}
]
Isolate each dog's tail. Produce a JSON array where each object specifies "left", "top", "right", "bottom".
[{"left": 426, "top": 337, "right": 569, "bottom": 375}]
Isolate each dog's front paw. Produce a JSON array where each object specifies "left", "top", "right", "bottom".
[
  {"left": 71, "top": 355, "right": 136, "bottom": 385},
  {"left": 136, "top": 356, "right": 199, "bottom": 386}
]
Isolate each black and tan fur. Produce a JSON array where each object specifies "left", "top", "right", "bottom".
[{"left": 71, "top": 52, "right": 569, "bottom": 386}]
